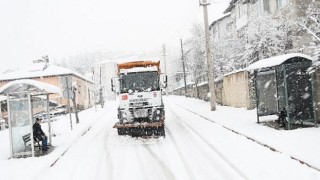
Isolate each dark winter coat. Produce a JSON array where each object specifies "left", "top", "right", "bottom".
[{"left": 33, "top": 122, "right": 45, "bottom": 141}]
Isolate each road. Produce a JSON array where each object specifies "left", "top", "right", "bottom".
[{"left": 37, "top": 98, "right": 320, "bottom": 180}]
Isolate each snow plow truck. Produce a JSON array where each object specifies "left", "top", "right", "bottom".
[{"left": 111, "top": 61, "right": 167, "bottom": 137}]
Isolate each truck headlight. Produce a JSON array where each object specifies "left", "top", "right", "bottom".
[{"left": 122, "top": 111, "right": 127, "bottom": 118}]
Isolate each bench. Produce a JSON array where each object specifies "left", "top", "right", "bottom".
[{"left": 22, "top": 133, "right": 41, "bottom": 151}]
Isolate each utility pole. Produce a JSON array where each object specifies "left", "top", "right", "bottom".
[
  {"left": 200, "top": 0, "right": 216, "bottom": 111},
  {"left": 65, "top": 76, "right": 73, "bottom": 130},
  {"left": 180, "top": 39, "right": 188, "bottom": 97},
  {"left": 162, "top": 44, "right": 168, "bottom": 96},
  {"left": 99, "top": 66, "right": 104, "bottom": 108}
]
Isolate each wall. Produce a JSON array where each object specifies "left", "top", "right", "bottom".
[
  {"left": 223, "top": 71, "right": 252, "bottom": 109},
  {"left": 170, "top": 70, "right": 256, "bottom": 110},
  {"left": 215, "top": 80, "right": 227, "bottom": 105},
  {"left": 171, "top": 83, "right": 210, "bottom": 102}
]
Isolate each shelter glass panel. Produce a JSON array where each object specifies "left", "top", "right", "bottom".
[
  {"left": 9, "top": 97, "right": 31, "bottom": 156},
  {"left": 256, "top": 70, "right": 278, "bottom": 116},
  {"left": 285, "top": 62, "right": 314, "bottom": 121},
  {"left": 276, "top": 66, "right": 285, "bottom": 111}
]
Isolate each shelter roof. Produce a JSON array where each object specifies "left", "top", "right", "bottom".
[
  {"left": 0, "top": 79, "right": 61, "bottom": 96},
  {"left": 246, "top": 53, "right": 313, "bottom": 70}
]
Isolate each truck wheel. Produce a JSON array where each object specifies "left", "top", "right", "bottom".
[
  {"left": 117, "top": 128, "right": 125, "bottom": 135},
  {"left": 154, "top": 126, "right": 165, "bottom": 137}
]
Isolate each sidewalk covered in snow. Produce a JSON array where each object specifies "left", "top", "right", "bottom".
[{"left": 0, "top": 79, "right": 61, "bottom": 158}]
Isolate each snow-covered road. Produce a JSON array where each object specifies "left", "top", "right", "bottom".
[{"left": 34, "top": 97, "right": 320, "bottom": 180}]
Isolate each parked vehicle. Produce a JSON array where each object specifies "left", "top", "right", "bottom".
[
  {"left": 34, "top": 112, "right": 56, "bottom": 123},
  {"left": 50, "top": 105, "right": 68, "bottom": 116}
]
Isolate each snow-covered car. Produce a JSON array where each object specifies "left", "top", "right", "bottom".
[
  {"left": 50, "top": 105, "right": 68, "bottom": 116},
  {"left": 34, "top": 112, "right": 57, "bottom": 123}
]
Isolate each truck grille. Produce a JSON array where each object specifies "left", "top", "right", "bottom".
[{"left": 129, "top": 102, "right": 149, "bottom": 107}]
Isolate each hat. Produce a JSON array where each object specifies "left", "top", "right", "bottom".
[{"left": 36, "top": 117, "right": 42, "bottom": 121}]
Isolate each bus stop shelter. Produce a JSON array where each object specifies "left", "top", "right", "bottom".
[
  {"left": 0, "top": 79, "right": 61, "bottom": 158},
  {"left": 247, "top": 53, "right": 317, "bottom": 130}
]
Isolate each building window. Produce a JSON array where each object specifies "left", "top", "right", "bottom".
[
  {"left": 263, "top": 0, "right": 270, "bottom": 13},
  {"left": 226, "top": 22, "right": 233, "bottom": 31},
  {"left": 237, "top": 3, "right": 247, "bottom": 19},
  {"left": 277, "top": 0, "right": 289, "bottom": 10},
  {"left": 237, "top": 29, "right": 245, "bottom": 39}
]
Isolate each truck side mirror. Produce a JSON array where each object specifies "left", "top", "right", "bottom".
[{"left": 160, "top": 74, "right": 167, "bottom": 88}]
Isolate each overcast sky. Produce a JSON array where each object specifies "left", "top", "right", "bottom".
[{"left": 0, "top": 0, "right": 229, "bottom": 71}]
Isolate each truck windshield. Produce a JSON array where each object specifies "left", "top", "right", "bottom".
[{"left": 120, "top": 71, "right": 159, "bottom": 93}]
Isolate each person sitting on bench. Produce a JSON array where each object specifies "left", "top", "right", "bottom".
[
  {"left": 33, "top": 117, "right": 48, "bottom": 151},
  {"left": 277, "top": 107, "right": 287, "bottom": 128}
]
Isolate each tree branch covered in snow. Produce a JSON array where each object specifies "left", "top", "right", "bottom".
[
  {"left": 244, "top": 13, "right": 290, "bottom": 64},
  {"left": 56, "top": 53, "right": 97, "bottom": 75},
  {"left": 212, "top": 34, "right": 246, "bottom": 77},
  {"left": 296, "top": 1, "right": 320, "bottom": 59},
  {"left": 212, "top": 13, "right": 292, "bottom": 77}
]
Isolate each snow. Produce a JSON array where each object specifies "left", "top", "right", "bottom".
[
  {"left": 0, "top": 96, "right": 320, "bottom": 179},
  {"left": 246, "top": 53, "right": 313, "bottom": 70},
  {"left": 223, "top": 68, "right": 247, "bottom": 77},
  {"left": 120, "top": 66, "right": 158, "bottom": 74},
  {"left": 0, "top": 95, "right": 6, "bottom": 101},
  {"left": 0, "top": 79, "right": 61, "bottom": 95}
]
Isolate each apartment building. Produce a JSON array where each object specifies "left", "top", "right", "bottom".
[{"left": 212, "top": 0, "right": 317, "bottom": 56}]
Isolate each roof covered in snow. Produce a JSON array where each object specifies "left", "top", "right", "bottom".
[
  {"left": 246, "top": 53, "right": 313, "bottom": 70},
  {"left": 0, "top": 95, "right": 6, "bottom": 101},
  {"left": 223, "top": 68, "right": 248, "bottom": 77},
  {"left": 0, "top": 79, "right": 61, "bottom": 96},
  {"left": 209, "top": 13, "right": 231, "bottom": 29},
  {"left": 224, "top": 0, "right": 251, "bottom": 14},
  {"left": 0, "top": 63, "right": 93, "bottom": 83}
]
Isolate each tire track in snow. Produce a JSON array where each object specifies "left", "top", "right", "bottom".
[
  {"left": 166, "top": 102, "right": 250, "bottom": 180},
  {"left": 103, "top": 129, "right": 114, "bottom": 180},
  {"left": 164, "top": 126, "right": 197, "bottom": 180},
  {"left": 143, "top": 145, "right": 177, "bottom": 180},
  {"left": 171, "top": 101, "right": 320, "bottom": 173},
  {"left": 49, "top": 109, "right": 111, "bottom": 168}
]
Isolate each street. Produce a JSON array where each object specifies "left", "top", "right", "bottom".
[{"left": 31, "top": 97, "right": 320, "bottom": 180}]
